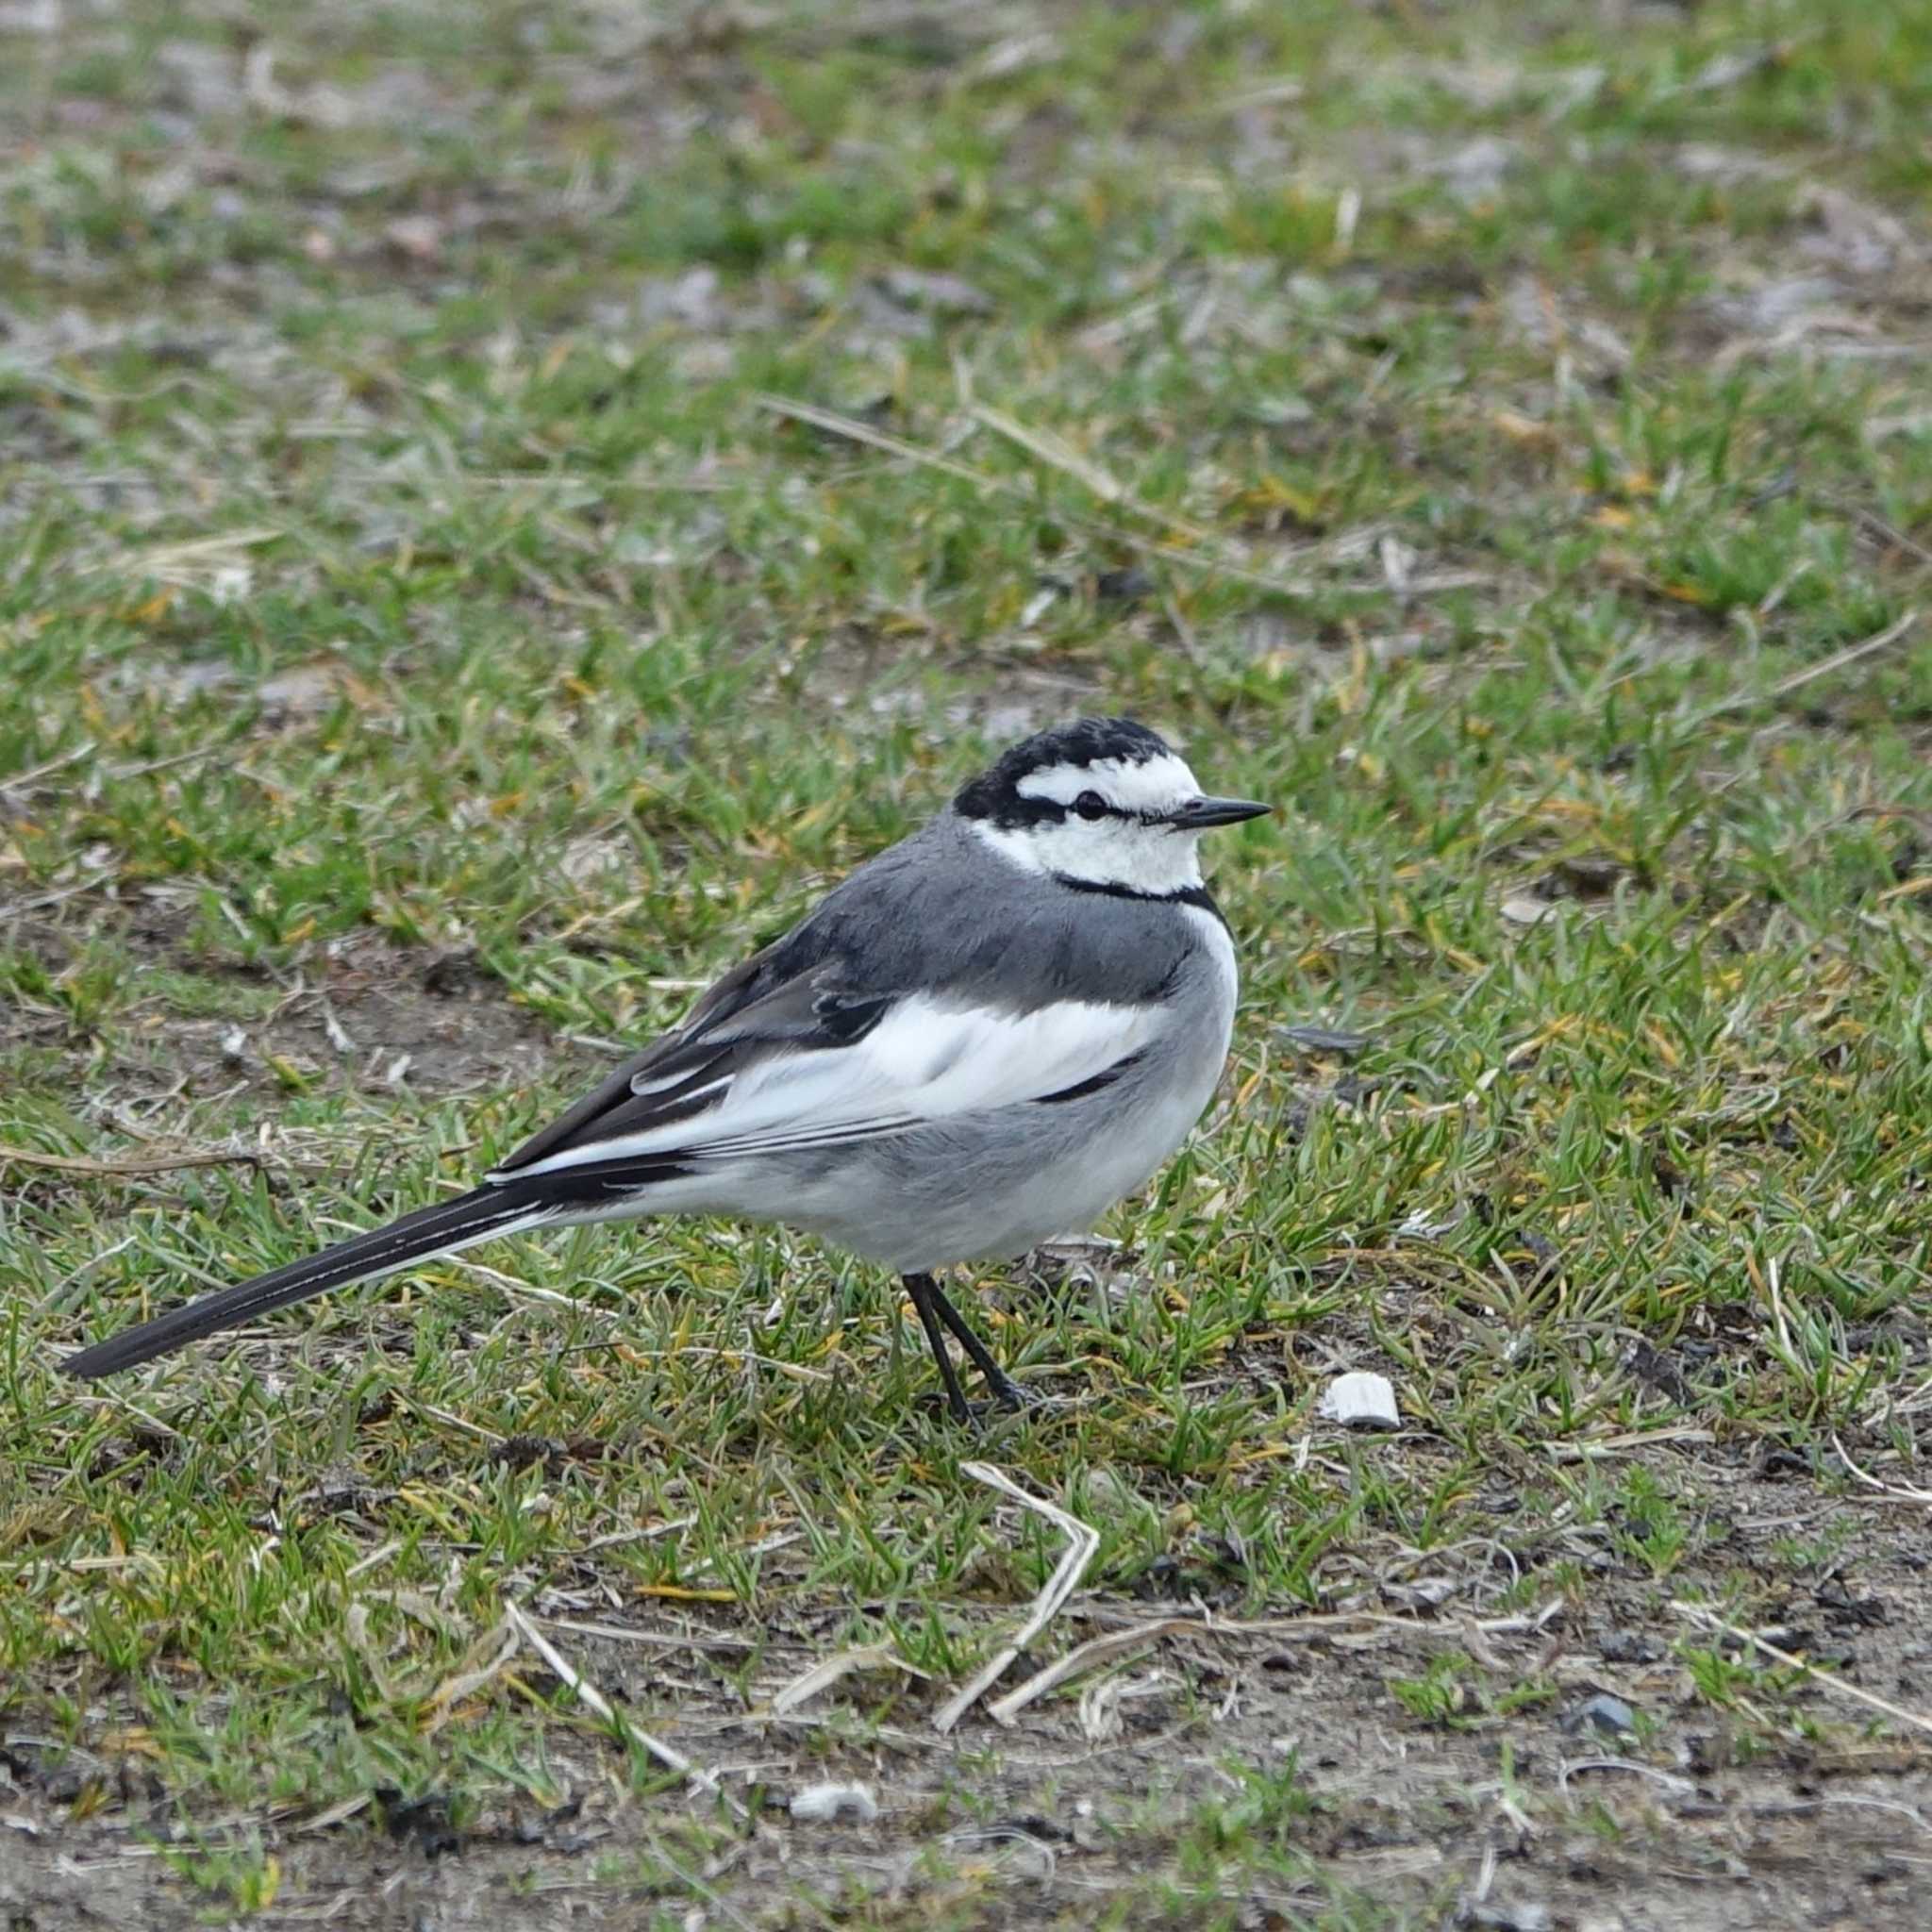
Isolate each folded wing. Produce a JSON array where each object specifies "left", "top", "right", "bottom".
[{"left": 492, "top": 973, "right": 1165, "bottom": 1183}]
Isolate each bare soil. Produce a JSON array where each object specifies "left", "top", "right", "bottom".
[{"left": 7, "top": 1442, "right": 1932, "bottom": 1929}]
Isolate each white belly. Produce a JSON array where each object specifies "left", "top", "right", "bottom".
[{"left": 782, "top": 906, "right": 1239, "bottom": 1272}]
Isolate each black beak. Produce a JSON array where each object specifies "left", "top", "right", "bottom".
[{"left": 1163, "top": 795, "right": 1272, "bottom": 829}]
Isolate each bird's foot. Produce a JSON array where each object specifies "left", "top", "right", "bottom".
[
  {"left": 915, "top": 1376, "right": 1036, "bottom": 1429},
  {"left": 981, "top": 1366, "right": 1033, "bottom": 1414}
]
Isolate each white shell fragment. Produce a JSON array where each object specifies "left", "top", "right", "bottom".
[
  {"left": 1322, "top": 1372, "right": 1401, "bottom": 1431},
  {"left": 788, "top": 1781, "right": 879, "bottom": 1824}
]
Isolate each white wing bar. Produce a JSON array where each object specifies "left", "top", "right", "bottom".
[{"left": 508, "top": 995, "right": 1162, "bottom": 1176}]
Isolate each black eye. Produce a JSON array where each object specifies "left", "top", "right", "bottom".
[{"left": 1074, "top": 790, "right": 1108, "bottom": 821}]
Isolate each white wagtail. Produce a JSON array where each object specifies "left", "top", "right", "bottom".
[{"left": 63, "top": 717, "right": 1268, "bottom": 1420}]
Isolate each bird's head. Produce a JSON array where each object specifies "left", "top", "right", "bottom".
[{"left": 952, "top": 716, "right": 1269, "bottom": 897}]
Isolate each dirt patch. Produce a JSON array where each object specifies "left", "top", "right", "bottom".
[
  {"left": 6, "top": 903, "right": 573, "bottom": 1114},
  {"left": 7, "top": 1450, "right": 1931, "bottom": 1928}
]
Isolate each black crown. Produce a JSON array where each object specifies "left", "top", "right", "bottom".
[{"left": 954, "top": 716, "right": 1173, "bottom": 824}]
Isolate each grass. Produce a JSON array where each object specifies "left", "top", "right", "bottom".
[{"left": 5, "top": 0, "right": 1932, "bottom": 1925}]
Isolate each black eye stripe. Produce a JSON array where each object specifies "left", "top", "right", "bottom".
[
  {"left": 958, "top": 780, "right": 1174, "bottom": 830},
  {"left": 1066, "top": 794, "right": 1171, "bottom": 825}
]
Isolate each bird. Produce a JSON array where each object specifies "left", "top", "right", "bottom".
[{"left": 62, "top": 716, "right": 1269, "bottom": 1422}]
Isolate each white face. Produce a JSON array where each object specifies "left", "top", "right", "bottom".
[{"left": 972, "top": 750, "right": 1213, "bottom": 894}]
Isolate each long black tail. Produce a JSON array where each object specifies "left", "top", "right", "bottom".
[{"left": 62, "top": 1182, "right": 558, "bottom": 1379}]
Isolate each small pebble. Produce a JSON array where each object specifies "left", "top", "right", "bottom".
[
  {"left": 1598, "top": 1629, "right": 1661, "bottom": 1664},
  {"left": 1459, "top": 1903, "right": 1551, "bottom": 1932},
  {"left": 1564, "top": 1691, "right": 1638, "bottom": 1738},
  {"left": 788, "top": 1780, "right": 879, "bottom": 1824}
]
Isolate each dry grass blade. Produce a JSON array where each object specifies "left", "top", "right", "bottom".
[
  {"left": 987, "top": 1616, "right": 1205, "bottom": 1725},
  {"left": 290, "top": 1793, "right": 374, "bottom": 1836},
  {"left": 503, "top": 1601, "right": 727, "bottom": 1801},
  {"left": 534, "top": 1614, "right": 759, "bottom": 1655},
  {"left": 0, "top": 1143, "right": 265, "bottom": 1179},
  {"left": 753, "top": 390, "right": 1329, "bottom": 594},
  {"left": 80, "top": 525, "right": 283, "bottom": 583},
  {"left": 1672, "top": 1601, "right": 1932, "bottom": 1740},
  {"left": 1697, "top": 608, "right": 1919, "bottom": 722},
  {"left": 1831, "top": 1431, "right": 1932, "bottom": 1506},
  {"left": 1542, "top": 1424, "right": 1717, "bottom": 1461},
  {"left": 768, "top": 1641, "right": 924, "bottom": 1716},
  {"left": 0, "top": 741, "right": 95, "bottom": 792},
  {"left": 420, "top": 1618, "right": 521, "bottom": 1734},
  {"left": 760, "top": 391, "right": 1493, "bottom": 605},
  {"left": 933, "top": 1462, "right": 1100, "bottom": 1734},
  {"left": 753, "top": 393, "right": 996, "bottom": 488},
  {"left": 984, "top": 1601, "right": 1564, "bottom": 1724},
  {"left": 969, "top": 402, "right": 1215, "bottom": 543},
  {"left": 609, "top": 1344, "right": 834, "bottom": 1385},
  {"left": 1558, "top": 1757, "right": 1697, "bottom": 1796}
]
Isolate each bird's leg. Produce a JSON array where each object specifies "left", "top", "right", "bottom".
[
  {"left": 903, "top": 1272, "right": 973, "bottom": 1424},
  {"left": 924, "top": 1276, "right": 1028, "bottom": 1412}
]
